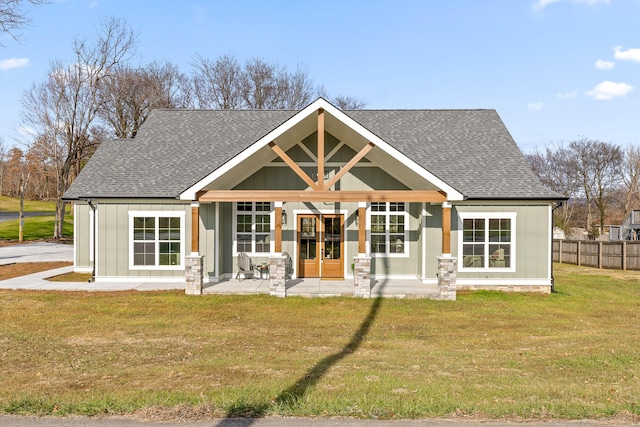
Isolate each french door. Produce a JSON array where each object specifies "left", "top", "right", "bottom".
[{"left": 297, "top": 214, "right": 344, "bottom": 278}]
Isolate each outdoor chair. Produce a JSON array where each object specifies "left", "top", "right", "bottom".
[
  {"left": 236, "top": 252, "right": 257, "bottom": 281},
  {"left": 283, "top": 251, "right": 293, "bottom": 279}
]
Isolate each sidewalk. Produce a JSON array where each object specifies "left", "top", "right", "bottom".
[
  {"left": 0, "top": 242, "right": 182, "bottom": 292},
  {"left": 0, "top": 266, "right": 184, "bottom": 291},
  {"left": 0, "top": 241, "right": 74, "bottom": 265}
]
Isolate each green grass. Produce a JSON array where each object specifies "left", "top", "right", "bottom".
[
  {"left": 0, "top": 196, "right": 57, "bottom": 213},
  {"left": 0, "top": 263, "right": 639, "bottom": 421},
  {"left": 0, "top": 215, "right": 74, "bottom": 240}
]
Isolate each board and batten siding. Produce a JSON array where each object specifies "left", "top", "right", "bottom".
[
  {"left": 198, "top": 202, "right": 217, "bottom": 281},
  {"left": 73, "top": 202, "right": 92, "bottom": 271},
  {"left": 96, "top": 201, "right": 191, "bottom": 279},
  {"left": 451, "top": 204, "right": 551, "bottom": 281}
]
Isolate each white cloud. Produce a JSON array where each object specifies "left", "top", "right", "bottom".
[
  {"left": 527, "top": 102, "right": 544, "bottom": 111},
  {"left": 0, "top": 57, "right": 29, "bottom": 71},
  {"left": 613, "top": 46, "right": 640, "bottom": 62},
  {"left": 17, "top": 125, "right": 36, "bottom": 138},
  {"left": 533, "top": 0, "right": 610, "bottom": 10},
  {"left": 558, "top": 91, "right": 578, "bottom": 99},
  {"left": 595, "top": 59, "right": 615, "bottom": 70},
  {"left": 586, "top": 81, "right": 634, "bottom": 100}
]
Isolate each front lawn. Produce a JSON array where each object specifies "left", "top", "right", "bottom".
[
  {"left": 0, "top": 215, "right": 73, "bottom": 241},
  {"left": 0, "top": 196, "right": 57, "bottom": 213},
  {"left": 0, "top": 263, "right": 638, "bottom": 421}
]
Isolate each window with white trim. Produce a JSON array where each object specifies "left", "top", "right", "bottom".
[
  {"left": 129, "top": 211, "right": 185, "bottom": 270},
  {"left": 235, "top": 202, "right": 271, "bottom": 254},
  {"left": 459, "top": 212, "right": 516, "bottom": 271},
  {"left": 370, "top": 202, "right": 408, "bottom": 256}
]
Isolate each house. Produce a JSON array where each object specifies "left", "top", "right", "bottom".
[{"left": 63, "top": 98, "right": 565, "bottom": 299}]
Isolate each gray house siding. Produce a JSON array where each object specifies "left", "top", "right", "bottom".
[
  {"left": 199, "top": 202, "right": 217, "bottom": 281},
  {"left": 95, "top": 201, "right": 191, "bottom": 279},
  {"left": 452, "top": 203, "right": 551, "bottom": 281},
  {"left": 73, "top": 202, "right": 92, "bottom": 271},
  {"left": 423, "top": 204, "right": 443, "bottom": 280}
]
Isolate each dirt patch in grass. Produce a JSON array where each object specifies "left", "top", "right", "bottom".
[
  {"left": 0, "top": 262, "right": 72, "bottom": 280},
  {"left": 46, "top": 271, "right": 91, "bottom": 282},
  {"left": 133, "top": 403, "right": 224, "bottom": 422}
]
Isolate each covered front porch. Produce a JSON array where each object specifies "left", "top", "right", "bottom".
[
  {"left": 182, "top": 103, "right": 460, "bottom": 300},
  {"left": 201, "top": 276, "right": 441, "bottom": 299}
]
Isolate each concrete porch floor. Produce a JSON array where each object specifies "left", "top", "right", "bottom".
[{"left": 203, "top": 277, "right": 439, "bottom": 298}]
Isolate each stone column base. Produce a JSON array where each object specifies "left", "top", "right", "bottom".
[
  {"left": 437, "top": 256, "right": 457, "bottom": 301},
  {"left": 353, "top": 255, "right": 372, "bottom": 298},
  {"left": 185, "top": 255, "right": 205, "bottom": 295},
  {"left": 269, "top": 254, "right": 287, "bottom": 297}
]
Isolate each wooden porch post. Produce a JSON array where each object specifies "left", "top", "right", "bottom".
[
  {"left": 274, "top": 202, "right": 283, "bottom": 253},
  {"left": 358, "top": 202, "right": 367, "bottom": 254},
  {"left": 442, "top": 202, "right": 451, "bottom": 255},
  {"left": 191, "top": 202, "right": 199, "bottom": 255}
]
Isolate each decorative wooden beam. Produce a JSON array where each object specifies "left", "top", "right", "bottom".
[
  {"left": 198, "top": 190, "right": 447, "bottom": 203},
  {"left": 191, "top": 204, "right": 199, "bottom": 254},
  {"left": 317, "top": 108, "right": 325, "bottom": 190},
  {"left": 325, "top": 142, "right": 374, "bottom": 189},
  {"left": 274, "top": 205, "right": 282, "bottom": 253},
  {"left": 358, "top": 206, "right": 366, "bottom": 254},
  {"left": 268, "top": 141, "right": 319, "bottom": 190},
  {"left": 442, "top": 203, "right": 451, "bottom": 255}
]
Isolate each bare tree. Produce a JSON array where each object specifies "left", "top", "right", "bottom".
[
  {"left": 4, "top": 146, "right": 23, "bottom": 196},
  {"left": 21, "top": 17, "right": 136, "bottom": 238},
  {"left": 241, "top": 57, "right": 281, "bottom": 109},
  {"left": 331, "top": 95, "right": 366, "bottom": 110},
  {"left": 97, "top": 60, "right": 189, "bottom": 139},
  {"left": 317, "top": 84, "right": 366, "bottom": 110},
  {"left": 621, "top": 145, "right": 640, "bottom": 217},
  {"left": 192, "top": 54, "right": 243, "bottom": 109},
  {"left": 192, "top": 55, "right": 317, "bottom": 110},
  {"left": 0, "top": 0, "right": 45, "bottom": 45},
  {"left": 25, "top": 134, "right": 56, "bottom": 199},
  {"left": 567, "top": 138, "right": 622, "bottom": 235},
  {"left": 272, "top": 65, "right": 314, "bottom": 109},
  {"left": 0, "top": 138, "right": 6, "bottom": 195},
  {"left": 526, "top": 144, "right": 578, "bottom": 230}
]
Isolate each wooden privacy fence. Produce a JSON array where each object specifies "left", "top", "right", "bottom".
[{"left": 553, "top": 240, "right": 640, "bottom": 270}]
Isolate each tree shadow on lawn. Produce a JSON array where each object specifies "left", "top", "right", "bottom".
[{"left": 216, "top": 261, "right": 389, "bottom": 425}]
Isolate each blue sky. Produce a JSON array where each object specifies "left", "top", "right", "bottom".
[{"left": 1, "top": 0, "right": 639, "bottom": 153}]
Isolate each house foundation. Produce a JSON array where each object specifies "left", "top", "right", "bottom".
[
  {"left": 353, "top": 255, "right": 372, "bottom": 298},
  {"left": 437, "top": 256, "right": 457, "bottom": 301},
  {"left": 269, "top": 254, "right": 287, "bottom": 297},
  {"left": 185, "top": 255, "right": 204, "bottom": 295}
]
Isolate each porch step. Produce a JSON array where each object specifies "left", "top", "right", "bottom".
[{"left": 202, "top": 278, "right": 440, "bottom": 299}]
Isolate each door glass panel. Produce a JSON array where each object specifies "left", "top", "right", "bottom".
[
  {"left": 324, "top": 217, "right": 341, "bottom": 259},
  {"left": 300, "top": 218, "right": 316, "bottom": 260}
]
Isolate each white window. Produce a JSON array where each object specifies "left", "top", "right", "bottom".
[
  {"left": 458, "top": 212, "right": 516, "bottom": 271},
  {"left": 235, "top": 202, "right": 272, "bottom": 254},
  {"left": 369, "top": 202, "right": 408, "bottom": 257},
  {"left": 128, "top": 211, "right": 185, "bottom": 270}
]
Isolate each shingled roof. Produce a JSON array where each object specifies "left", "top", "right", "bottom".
[{"left": 63, "top": 103, "right": 563, "bottom": 201}]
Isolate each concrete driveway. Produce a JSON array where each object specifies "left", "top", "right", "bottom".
[{"left": 0, "top": 242, "right": 74, "bottom": 265}]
